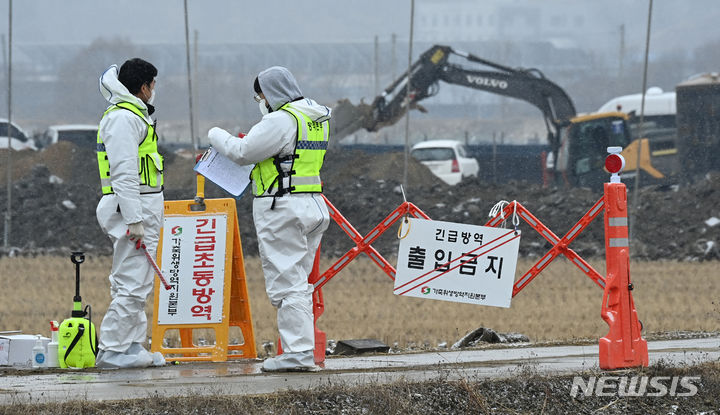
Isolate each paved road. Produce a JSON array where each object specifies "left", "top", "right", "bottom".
[{"left": 1, "top": 337, "right": 718, "bottom": 404}]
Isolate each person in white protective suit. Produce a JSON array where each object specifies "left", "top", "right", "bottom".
[
  {"left": 94, "top": 58, "right": 166, "bottom": 368},
  {"left": 207, "top": 66, "right": 331, "bottom": 372}
]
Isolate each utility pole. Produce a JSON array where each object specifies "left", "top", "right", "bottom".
[
  {"left": 618, "top": 24, "right": 625, "bottom": 79},
  {"left": 403, "top": 0, "right": 415, "bottom": 190},
  {"left": 193, "top": 29, "right": 199, "bottom": 147},
  {"left": 183, "top": 0, "right": 197, "bottom": 150},
  {"left": 373, "top": 35, "right": 381, "bottom": 144},
  {"left": 4, "top": 0, "right": 13, "bottom": 249},
  {"left": 391, "top": 33, "right": 397, "bottom": 82},
  {"left": 374, "top": 35, "right": 380, "bottom": 96},
  {"left": 631, "top": 0, "right": 653, "bottom": 239}
]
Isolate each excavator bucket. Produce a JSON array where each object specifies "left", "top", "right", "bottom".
[
  {"left": 330, "top": 99, "right": 375, "bottom": 141},
  {"left": 330, "top": 97, "right": 427, "bottom": 141}
]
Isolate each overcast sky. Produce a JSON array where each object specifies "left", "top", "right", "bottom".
[
  {"left": 3, "top": 0, "right": 409, "bottom": 45},
  {"left": 2, "top": 0, "right": 720, "bottom": 54}
]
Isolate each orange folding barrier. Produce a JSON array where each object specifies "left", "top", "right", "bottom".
[
  {"left": 281, "top": 151, "right": 647, "bottom": 370},
  {"left": 302, "top": 167, "right": 647, "bottom": 369},
  {"left": 598, "top": 180, "right": 648, "bottom": 369}
]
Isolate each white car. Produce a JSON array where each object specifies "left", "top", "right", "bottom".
[
  {"left": 410, "top": 140, "right": 479, "bottom": 185},
  {"left": 0, "top": 118, "right": 36, "bottom": 151},
  {"left": 39, "top": 124, "right": 98, "bottom": 149}
]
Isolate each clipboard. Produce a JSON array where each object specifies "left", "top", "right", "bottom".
[{"left": 193, "top": 147, "right": 254, "bottom": 197}]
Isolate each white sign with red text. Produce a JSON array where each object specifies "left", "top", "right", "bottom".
[
  {"left": 394, "top": 218, "right": 520, "bottom": 308},
  {"left": 157, "top": 214, "right": 227, "bottom": 324}
]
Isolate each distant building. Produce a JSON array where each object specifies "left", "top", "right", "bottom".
[{"left": 415, "top": 0, "right": 622, "bottom": 56}]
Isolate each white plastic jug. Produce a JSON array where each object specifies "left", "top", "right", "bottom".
[{"left": 32, "top": 335, "right": 46, "bottom": 368}]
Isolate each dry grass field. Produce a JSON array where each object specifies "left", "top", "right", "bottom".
[{"left": 1, "top": 255, "right": 718, "bottom": 355}]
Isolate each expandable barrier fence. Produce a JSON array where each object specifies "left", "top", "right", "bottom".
[{"left": 301, "top": 149, "right": 648, "bottom": 370}]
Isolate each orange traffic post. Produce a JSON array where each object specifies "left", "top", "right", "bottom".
[{"left": 598, "top": 148, "right": 648, "bottom": 369}]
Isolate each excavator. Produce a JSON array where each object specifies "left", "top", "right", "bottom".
[{"left": 331, "top": 44, "right": 662, "bottom": 188}]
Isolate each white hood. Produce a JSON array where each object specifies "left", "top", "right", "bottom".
[
  {"left": 208, "top": 67, "right": 332, "bottom": 167},
  {"left": 258, "top": 66, "right": 331, "bottom": 122},
  {"left": 98, "top": 65, "right": 152, "bottom": 122}
]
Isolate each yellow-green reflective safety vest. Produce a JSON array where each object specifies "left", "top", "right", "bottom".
[
  {"left": 96, "top": 102, "right": 164, "bottom": 195},
  {"left": 251, "top": 102, "right": 329, "bottom": 197}
]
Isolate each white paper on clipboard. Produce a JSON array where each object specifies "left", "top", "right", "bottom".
[{"left": 193, "top": 147, "right": 254, "bottom": 196}]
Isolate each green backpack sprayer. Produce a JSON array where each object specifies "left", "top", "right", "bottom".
[{"left": 58, "top": 251, "right": 98, "bottom": 368}]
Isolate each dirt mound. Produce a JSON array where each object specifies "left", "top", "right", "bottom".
[
  {"left": 1, "top": 142, "right": 719, "bottom": 262},
  {"left": 0, "top": 163, "right": 106, "bottom": 254},
  {"left": 323, "top": 148, "right": 445, "bottom": 187},
  {"left": 0, "top": 142, "right": 99, "bottom": 187}
]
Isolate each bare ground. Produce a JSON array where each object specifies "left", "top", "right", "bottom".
[{"left": 1, "top": 361, "right": 719, "bottom": 414}]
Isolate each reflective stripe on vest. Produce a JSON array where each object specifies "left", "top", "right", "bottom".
[
  {"left": 251, "top": 103, "right": 329, "bottom": 197},
  {"left": 96, "top": 102, "right": 164, "bottom": 195}
]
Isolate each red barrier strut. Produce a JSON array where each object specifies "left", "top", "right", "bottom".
[
  {"left": 313, "top": 195, "right": 430, "bottom": 290},
  {"left": 309, "top": 196, "right": 430, "bottom": 363},
  {"left": 485, "top": 199, "right": 607, "bottom": 296},
  {"left": 598, "top": 149, "right": 648, "bottom": 369},
  {"left": 309, "top": 247, "right": 326, "bottom": 364}
]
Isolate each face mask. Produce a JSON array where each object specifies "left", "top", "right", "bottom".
[
  {"left": 258, "top": 98, "right": 269, "bottom": 116},
  {"left": 147, "top": 88, "right": 156, "bottom": 105}
]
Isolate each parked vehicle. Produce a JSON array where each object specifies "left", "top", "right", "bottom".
[
  {"left": 0, "top": 118, "right": 36, "bottom": 151},
  {"left": 38, "top": 124, "right": 98, "bottom": 149},
  {"left": 411, "top": 140, "right": 479, "bottom": 185}
]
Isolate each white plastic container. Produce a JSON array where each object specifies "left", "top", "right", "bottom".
[
  {"left": 0, "top": 334, "right": 49, "bottom": 366},
  {"left": 32, "top": 335, "right": 46, "bottom": 368},
  {"left": 46, "top": 321, "right": 59, "bottom": 368}
]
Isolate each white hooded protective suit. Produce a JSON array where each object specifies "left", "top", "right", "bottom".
[
  {"left": 208, "top": 66, "right": 331, "bottom": 370},
  {"left": 94, "top": 65, "right": 164, "bottom": 368}
]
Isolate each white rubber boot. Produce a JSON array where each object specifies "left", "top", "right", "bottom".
[{"left": 261, "top": 350, "right": 320, "bottom": 372}]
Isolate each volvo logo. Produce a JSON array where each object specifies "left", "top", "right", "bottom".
[{"left": 466, "top": 75, "right": 508, "bottom": 89}]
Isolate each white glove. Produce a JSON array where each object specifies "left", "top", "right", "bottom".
[
  {"left": 127, "top": 222, "right": 144, "bottom": 245},
  {"left": 207, "top": 127, "right": 231, "bottom": 147}
]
